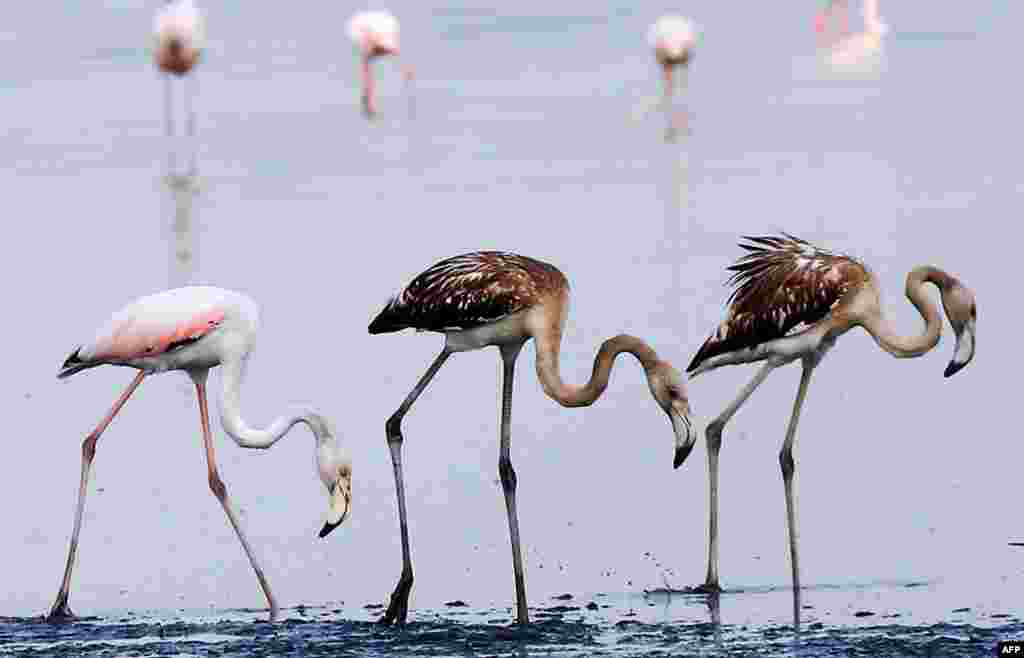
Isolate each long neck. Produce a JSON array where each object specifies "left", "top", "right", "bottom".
[
  {"left": 534, "top": 330, "right": 660, "bottom": 408},
  {"left": 861, "top": 266, "right": 948, "bottom": 358},
  {"left": 218, "top": 357, "right": 329, "bottom": 449}
]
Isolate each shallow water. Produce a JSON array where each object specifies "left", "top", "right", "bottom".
[
  {"left": 2, "top": 0, "right": 1021, "bottom": 655},
  {"left": 4, "top": 580, "right": 1023, "bottom": 657}
]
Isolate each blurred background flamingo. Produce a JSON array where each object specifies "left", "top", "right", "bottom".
[
  {"left": 154, "top": 0, "right": 204, "bottom": 176},
  {"left": 347, "top": 10, "right": 414, "bottom": 118}
]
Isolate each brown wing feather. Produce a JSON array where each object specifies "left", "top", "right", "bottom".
[
  {"left": 687, "top": 234, "right": 866, "bottom": 372},
  {"left": 368, "top": 252, "right": 567, "bottom": 334}
]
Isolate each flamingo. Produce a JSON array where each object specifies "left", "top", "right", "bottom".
[
  {"left": 47, "top": 287, "right": 352, "bottom": 622},
  {"left": 814, "top": 0, "right": 851, "bottom": 46},
  {"left": 154, "top": 0, "right": 205, "bottom": 175},
  {"left": 686, "top": 235, "right": 976, "bottom": 618},
  {"left": 368, "top": 252, "right": 697, "bottom": 625},
  {"left": 346, "top": 10, "right": 414, "bottom": 119},
  {"left": 819, "top": 0, "right": 888, "bottom": 69},
  {"left": 648, "top": 15, "right": 697, "bottom": 106}
]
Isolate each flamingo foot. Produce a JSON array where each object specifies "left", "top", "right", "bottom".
[
  {"left": 379, "top": 569, "right": 413, "bottom": 625},
  {"left": 46, "top": 593, "right": 76, "bottom": 623},
  {"left": 688, "top": 582, "right": 723, "bottom": 595}
]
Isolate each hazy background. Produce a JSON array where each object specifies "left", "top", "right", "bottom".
[{"left": 0, "top": 0, "right": 1017, "bottom": 620}]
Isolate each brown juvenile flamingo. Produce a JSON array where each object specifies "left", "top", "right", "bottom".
[
  {"left": 154, "top": 0, "right": 204, "bottom": 174},
  {"left": 686, "top": 235, "right": 977, "bottom": 617},
  {"left": 368, "top": 251, "right": 697, "bottom": 625},
  {"left": 347, "top": 10, "right": 414, "bottom": 118},
  {"left": 47, "top": 287, "right": 352, "bottom": 622}
]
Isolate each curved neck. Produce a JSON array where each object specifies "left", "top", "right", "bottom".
[
  {"left": 218, "top": 357, "right": 330, "bottom": 449},
  {"left": 861, "top": 266, "right": 949, "bottom": 358},
  {"left": 534, "top": 330, "right": 660, "bottom": 408}
]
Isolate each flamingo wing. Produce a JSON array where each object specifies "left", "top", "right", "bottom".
[
  {"left": 687, "top": 235, "right": 866, "bottom": 373},
  {"left": 59, "top": 287, "right": 231, "bottom": 379},
  {"left": 368, "top": 251, "right": 566, "bottom": 334}
]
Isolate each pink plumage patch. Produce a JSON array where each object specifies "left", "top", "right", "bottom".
[{"left": 99, "top": 309, "right": 225, "bottom": 361}]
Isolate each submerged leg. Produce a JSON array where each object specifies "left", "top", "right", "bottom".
[
  {"left": 380, "top": 348, "right": 452, "bottom": 626},
  {"left": 193, "top": 372, "right": 279, "bottom": 622},
  {"left": 48, "top": 372, "right": 146, "bottom": 621},
  {"left": 700, "top": 361, "right": 775, "bottom": 593},
  {"left": 185, "top": 74, "right": 198, "bottom": 177},
  {"left": 780, "top": 361, "right": 816, "bottom": 626},
  {"left": 498, "top": 342, "right": 529, "bottom": 624}
]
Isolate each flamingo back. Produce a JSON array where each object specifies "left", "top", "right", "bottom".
[
  {"left": 368, "top": 252, "right": 567, "bottom": 334},
  {"left": 648, "top": 15, "right": 696, "bottom": 59},
  {"left": 61, "top": 287, "right": 251, "bottom": 377},
  {"left": 347, "top": 10, "right": 400, "bottom": 51},
  {"left": 688, "top": 235, "right": 867, "bottom": 373},
  {"left": 154, "top": 0, "right": 205, "bottom": 50}
]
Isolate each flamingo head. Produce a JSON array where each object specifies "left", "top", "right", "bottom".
[{"left": 646, "top": 361, "right": 697, "bottom": 469}]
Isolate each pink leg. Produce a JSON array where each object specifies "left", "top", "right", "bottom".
[
  {"left": 194, "top": 375, "right": 279, "bottom": 622},
  {"left": 48, "top": 371, "right": 146, "bottom": 621},
  {"left": 361, "top": 54, "right": 376, "bottom": 119}
]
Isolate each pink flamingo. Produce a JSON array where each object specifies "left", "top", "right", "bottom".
[
  {"left": 815, "top": 0, "right": 851, "bottom": 46},
  {"left": 817, "top": 0, "right": 888, "bottom": 66},
  {"left": 648, "top": 15, "right": 697, "bottom": 106},
  {"left": 369, "top": 252, "right": 697, "bottom": 625},
  {"left": 154, "top": 0, "right": 204, "bottom": 172},
  {"left": 347, "top": 10, "right": 414, "bottom": 118},
  {"left": 687, "top": 235, "right": 976, "bottom": 619},
  {"left": 47, "top": 287, "right": 352, "bottom": 622}
]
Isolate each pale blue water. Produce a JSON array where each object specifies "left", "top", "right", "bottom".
[{"left": 1, "top": 1, "right": 1019, "bottom": 655}]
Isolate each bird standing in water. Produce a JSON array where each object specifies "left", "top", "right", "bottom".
[
  {"left": 347, "top": 10, "right": 414, "bottom": 118},
  {"left": 48, "top": 287, "right": 352, "bottom": 623},
  {"left": 369, "top": 251, "right": 696, "bottom": 625},
  {"left": 648, "top": 15, "right": 697, "bottom": 139},
  {"left": 154, "top": 0, "right": 205, "bottom": 175},
  {"left": 687, "top": 235, "right": 976, "bottom": 621}
]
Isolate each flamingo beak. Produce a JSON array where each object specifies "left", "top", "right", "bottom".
[
  {"left": 944, "top": 318, "right": 975, "bottom": 378},
  {"left": 671, "top": 409, "right": 696, "bottom": 469},
  {"left": 319, "top": 480, "right": 350, "bottom": 539}
]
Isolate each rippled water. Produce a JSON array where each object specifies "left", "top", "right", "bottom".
[{"left": 4, "top": 581, "right": 1022, "bottom": 657}]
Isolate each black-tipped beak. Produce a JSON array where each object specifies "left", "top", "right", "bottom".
[
  {"left": 319, "top": 520, "right": 341, "bottom": 539},
  {"left": 670, "top": 411, "right": 697, "bottom": 469},
  {"left": 674, "top": 442, "right": 694, "bottom": 469},
  {"left": 943, "top": 360, "right": 966, "bottom": 378}
]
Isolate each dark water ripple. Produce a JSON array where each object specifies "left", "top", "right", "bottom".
[{"left": 2, "top": 613, "right": 1021, "bottom": 658}]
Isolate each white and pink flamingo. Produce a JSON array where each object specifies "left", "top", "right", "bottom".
[
  {"left": 347, "top": 10, "right": 414, "bottom": 118},
  {"left": 648, "top": 15, "right": 697, "bottom": 106},
  {"left": 154, "top": 0, "right": 205, "bottom": 174},
  {"left": 47, "top": 286, "right": 352, "bottom": 623},
  {"left": 816, "top": 0, "right": 888, "bottom": 70}
]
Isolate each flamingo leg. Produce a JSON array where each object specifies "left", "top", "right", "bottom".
[
  {"left": 48, "top": 371, "right": 146, "bottom": 621},
  {"left": 780, "top": 361, "right": 816, "bottom": 627},
  {"left": 193, "top": 372, "right": 279, "bottom": 622},
  {"left": 498, "top": 342, "right": 529, "bottom": 624},
  {"left": 361, "top": 54, "right": 376, "bottom": 119},
  {"left": 700, "top": 361, "right": 776, "bottom": 593},
  {"left": 399, "top": 59, "right": 416, "bottom": 120},
  {"left": 185, "top": 73, "right": 197, "bottom": 177},
  {"left": 380, "top": 348, "right": 452, "bottom": 625},
  {"left": 164, "top": 74, "right": 175, "bottom": 176}
]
